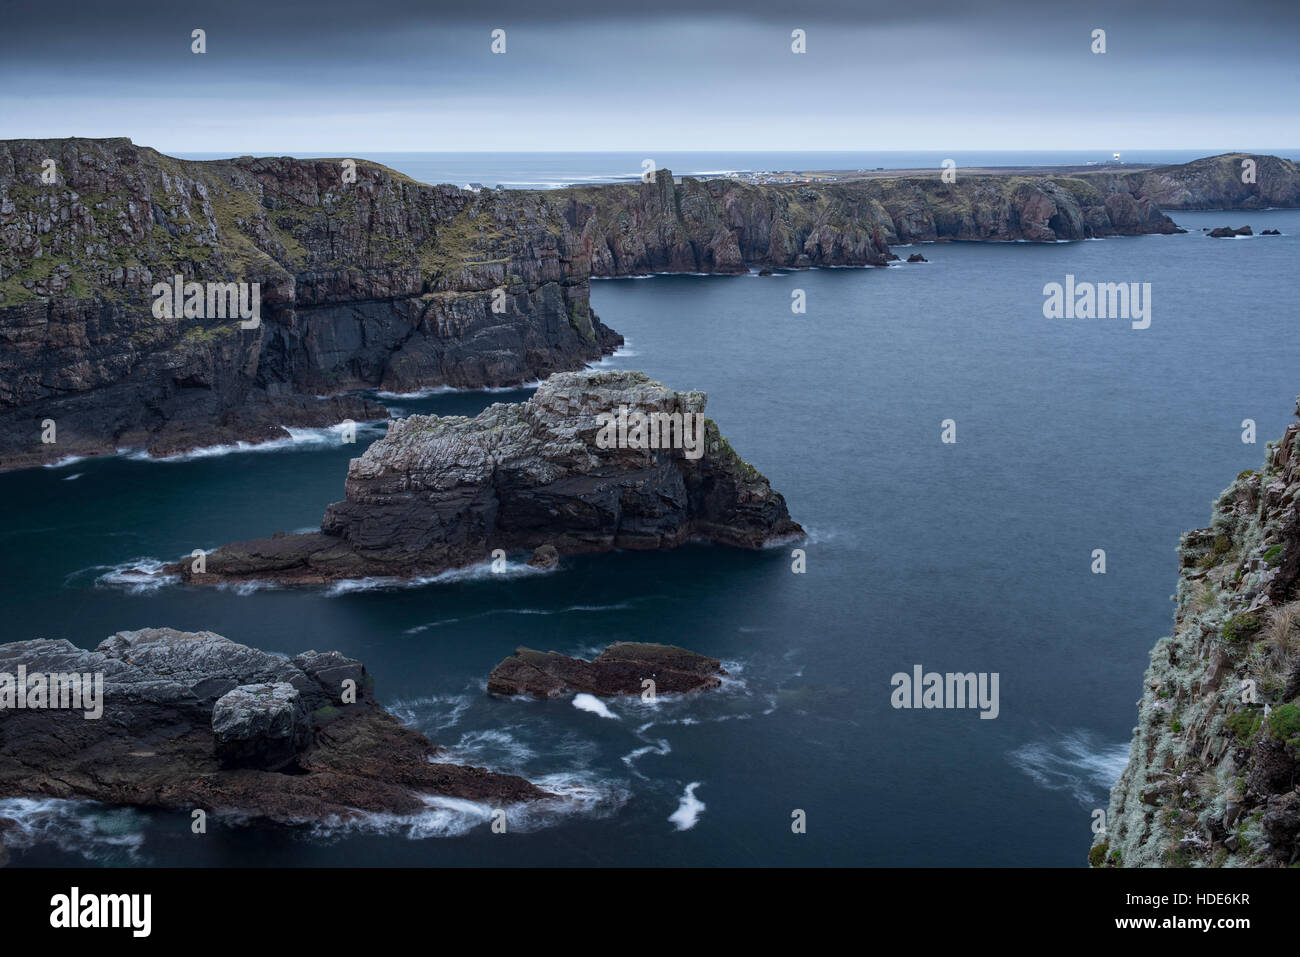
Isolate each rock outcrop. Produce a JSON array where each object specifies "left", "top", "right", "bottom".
[
  {"left": 0, "top": 627, "right": 544, "bottom": 822},
  {"left": 172, "top": 369, "right": 803, "bottom": 585},
  {"left": 1208, "top": 225, "right": 1253, "bottom": 238},
  {"left": 1097, "top": 402, "right": 1300, "bottom": 867},
  {"left": 488, "top": 642, "right": 725, "bottom": 697}
]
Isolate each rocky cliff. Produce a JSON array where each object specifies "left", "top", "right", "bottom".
[
  {"left": 0, "top": 627, "right": 544, "bottom": 825},
  {"left": 0, "top": 137, "right": 621, "bottom": 468},
  {"left": 172, "top": 369, "right": 802, "bottom": 585},
  {"left": 1, "top": 138, "right": 1238, "bottom": 471},
  {"left": 1081, "top": 153, "right": 1300, "bottom": 212},
  {"left": 1096, "top": 403, "right": 1300, "bottom": 867},
  {"left": 561, "top": 166, "right": 1179, "bottom": 271}
]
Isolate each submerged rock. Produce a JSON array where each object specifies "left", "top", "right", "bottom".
[
  {"left": 528, "top": 544, "right": 560, "bottom": 569},
  {"left": 174, "top": 369, "right": 803, "bottom": 586},
  {"left": 488, "top": 642, "right": 725, "bottom": 698},
  {"left": 0, "top": 627, "right": 544, "bottom": 822}
]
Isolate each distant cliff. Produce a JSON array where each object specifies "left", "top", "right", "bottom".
[
  {"left": 0, "top": 139, "right": 1249, "bottom": 470},
  {"left": 1096, "top": 404, "right": 1300, "bottom": 867},
  {"left": 1081, "top": 153, "right": 1300, "bottom": 211}
]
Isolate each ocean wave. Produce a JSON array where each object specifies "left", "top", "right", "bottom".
[
  {"left": 305, "top": 769, "right": 629, "bottom": 840},
  {"left": 123, "top": 422, "right": 386, "bottom": 463},
  {"left": 76, "top": 557, "right": 179, "bottom": 593},
  {"left": 404, "top": 599, "right": 637, "bottom": 634},
  {"left": 0, "top": 797, "right": 147, "bottom": 864},
  {"left": 1007, "top": 730, "right": 1130, "bottom": 808},
  {"left": 375, "top": 380, "right": 541, "bottom": 400},
  {"left": 62, "top": 472, "right": 83, "bottom": 481},
  {"left": 325, "top": 558, "right": 554, "bottom": 597},
  {"left": 41, "top": 455, "right": 90, "bottom": 469},
  {"left": 388, "top": 692, "right": 473, "bottom": 733}
]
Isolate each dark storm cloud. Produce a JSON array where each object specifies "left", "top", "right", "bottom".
[{"left": 1, "top": 0, "right": 1296, "bottom": 151}]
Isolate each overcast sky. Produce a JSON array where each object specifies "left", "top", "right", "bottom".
[{"left": 1, "top": 0, "right": 1296, "bottom": 152}]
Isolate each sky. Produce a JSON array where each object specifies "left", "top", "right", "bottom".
[{"left": 1, "top": 0, "right": 1296, "bottom": 152}]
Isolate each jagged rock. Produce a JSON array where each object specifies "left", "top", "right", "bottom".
[
  {"left": 487, "top": 642, "right": 725, "bottom": 698},
  {"left": 1208, "top": 225, "right": 1253, "bottom": 237},
  {"left": 1262, "top": 790, "right": 1300, "bottom": 860},
  {"left": 1262, "top": 229, "right": 1281, "bottom": 235},
  {"left": 528, "top": 544, "right": 559, "bottom": 569},
  {"left": 211, "top": 682, "right": 311, "bottom": 770},
  {"left": 172, "top": 369, "right": 803, "bottom": 585},
  {"left": 1099, "top": 399, "right": 1300, "bottom": 868},
  {"left": 0, "top": 627, "right": 544, "bottom": 821},
  {"left": 906, "top": 253, "right": 928, "bottom": 262}
]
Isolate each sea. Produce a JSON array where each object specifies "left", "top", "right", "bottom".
[{"left": 1, "top": 151, "right": 1298, "bottom": 866}]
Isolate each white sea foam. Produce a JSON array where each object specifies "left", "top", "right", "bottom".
[
  {"left": 123, "top": 422, "right": 385, "bottom": 463},
  {"left": 306, "top": 770, "right": 628, "bottom": 840},
  {"left": 1008, "top": 730, "right": 1130, "bottom": 808},
  {"left": 62, "top": 473, "right": 83, "bottom": 481},
  {"left": 83, "top": 557, "right": 179, "bottom": 593},
  {"left": 375, "top": 380, "right": 541, "bottom": 400},
  {"left": 323, "top": 558, "right": 553, "bottom": 596},
  {"left": 42, "top": 455, "right": 90, "bottom": 469},
  {"left": 0, "top": 797, "right": 146, "bottom": 864},
  {"left": 668, "top": 782, "right": 705, "bottom": 831},
  {"left": 572, "top": 693, "right": 620, "bottom": 720}
]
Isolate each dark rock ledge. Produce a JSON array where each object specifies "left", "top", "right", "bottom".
[
  {"left": 0, "top": 628, "right": 544, "bottom": 823},
  {"left": 165, "top": 369, "right": 804, "bottom": 587},
  {"left": 488, "top": 642, "right": 726, "bottom": 698}
]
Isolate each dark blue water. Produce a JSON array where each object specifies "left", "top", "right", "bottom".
[
  {"left": 2, "top": 210, "right": 1297, "bottom": 866},
  {"left": 172, "top": 151, "right": 1294, "bottom": 189}
]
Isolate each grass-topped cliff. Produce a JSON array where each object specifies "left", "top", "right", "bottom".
[{"left": 1096, "top": 402, "right": 1300, "bottom": 868}]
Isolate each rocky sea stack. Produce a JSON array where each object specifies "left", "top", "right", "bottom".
[
  {"left": 0, "top": 628, "right": 544, "bottom": 823},
  {"left": 176, "top": 369, "right": 803, "bottom": 586},
  {"left": 488, "top": 642, "right": 726, "bottom": 698},
  {"left": 1097, "top": 401, "right": 1300, "bottom": 867}
]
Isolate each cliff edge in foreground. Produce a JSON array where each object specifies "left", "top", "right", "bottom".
[
  {"left": 1097, "top": 402, "right": 1300, "bottom": 867},
  {"left": 174, "top": 369, "right": 803, "bottom": 585}
]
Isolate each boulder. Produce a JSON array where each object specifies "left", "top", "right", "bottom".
[{"left": 212, "top": 682, "right": 311, "bottom": 771}]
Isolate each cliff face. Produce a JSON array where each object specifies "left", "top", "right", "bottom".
[
  {"left": 1097, "top": 405, "right": 1300, "bottom": 867},
  {"left": 174, "top": 369, "right": 803, "bottom": 585},
  {"left": 0, "top": 138, "right": 1204, "bottom": 471},
  {"left": 561, "top": 168, "right": 1178, "bottom": 272},
  {"left": 1082, "top": 153, "right": 1300, "bottom": 211},
  {"left": 0, "top": 137, "right": 620, "bottom": 467}
]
